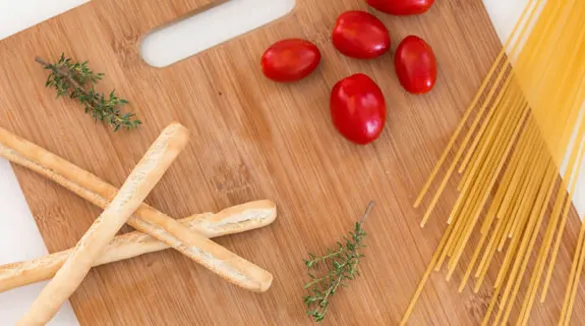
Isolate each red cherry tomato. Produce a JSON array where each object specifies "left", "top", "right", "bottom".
[
  {"left": 394, "top": 35, "right": 437, "bottom": 94},
  {"left": 366, "top": 0, "right": 435, "bottom": 15},
  {"left": 261, "top": 39, "right": 321, "bottom": 82},
  {"left": 330, "top": 73, "right": 387, "bottom": 145},
  {"left": 332, "top": 11, "right": 391, "bottom": 59}
]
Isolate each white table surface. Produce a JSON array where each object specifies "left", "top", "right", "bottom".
[{"left": 0, "top": 0, "right": 582, "bottom": 324}]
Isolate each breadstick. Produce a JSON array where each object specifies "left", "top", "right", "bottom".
[
  {"left": 0, "top": 200, "right": 276, "bottom": 293},
  {"left": 18, "top": 122, "right": 189, "bottom": 325},
  {"left": 0, "top": 126, "right": 273, "bottom": 292}
]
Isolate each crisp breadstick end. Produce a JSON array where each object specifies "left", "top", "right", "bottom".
[
  {"left": 199, "top": 200, "right": 277, "bottom": 238},
  {"left": 0, "top": 200, "right": 277, "bottom": 294},
  {"left": 18, "top": 123, "right": 189, "bottom": 325},
  {"left": 212, "top": 200, "right": 277, "bottom": 224},
  {"left": 260, "top": 273, "right": 273, "bottom": 292}
]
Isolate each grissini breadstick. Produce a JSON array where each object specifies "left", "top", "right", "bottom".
[
  {"left": 18, "top": 122, "right": 190, "bottom": 326},
  {"left": 0, "top": 200, "right": 276, "bottom": 293},
  {"left": 0, "top": 126, "right": 273, "bottom": 292}
]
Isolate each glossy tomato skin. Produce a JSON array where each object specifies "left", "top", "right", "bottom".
[
  {"left": 330, "top": 74, "right": 387, "bottom": 145},
  {"left": 332, "top": 11, "right": 391, "bottom": 59},
  {"left": 394, "top": 35, "right": 437, "bottom": 94},
  {"left": 261, "top": 39, "right": 321, "bottom": 82},
  {"left": 367, "top": 0, "right": 435, "bottom": 15}
]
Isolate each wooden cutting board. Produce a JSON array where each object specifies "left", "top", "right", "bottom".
[{"left": 1, "top": 0, "right": 584, "bottom": 324}]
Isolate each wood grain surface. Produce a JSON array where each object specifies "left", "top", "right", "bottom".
[{"left": 0, "top": 0, "right": 584, "bottom": 324}]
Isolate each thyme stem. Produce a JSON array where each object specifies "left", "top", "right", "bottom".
[
  {"left": 36, "top": 54, "right": 141, "bottom": 131},
  {"left": 302, "top": 201, "right": 374, "bottom": 323}
]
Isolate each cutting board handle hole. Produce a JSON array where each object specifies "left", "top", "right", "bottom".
[{"left": 139, "top": 0, "right": 296, "bottom": 68}]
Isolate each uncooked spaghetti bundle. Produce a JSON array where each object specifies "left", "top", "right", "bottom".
[{"left": 401, "top": 1, "right": 585, "bottom": 325}]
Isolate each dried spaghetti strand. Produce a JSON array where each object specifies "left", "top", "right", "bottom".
[
  {"left": 474, "top": 214, "right": 510, "bottom": 293},
  {"left": 557, "top": 136, "right": 585, "bottom": 325},
  {"left": 419, "top": 68, "right": 513, "bottom": 227},
  {"left": 560, "top": 222, "right": 585, "bottom": 326},
  {"left": 399, "top": 224, "right": 454, "bottom": 325},
  {"left": 517, "top": 162, "right": 559, "bottom": 326},
  {"left": 458, "top": 194, "right": 503, "bottom": 292},
  {"left": 540, "top": 102, "right": 585, "bottom": 302},
  {"left": 497, "top": 159, "right": 556, "bottom": 325},
  {"left": 402, "top": 0, "right": 585, "bottom": 324},
  {"left": 417, "top": 3, "right": 539, "bottom": 222},
  {"left": 522, "top": 19, "right": 585, "bottom": 319},
  {"left": 447, "top": 105, "right": 530, "bottom": 280}
]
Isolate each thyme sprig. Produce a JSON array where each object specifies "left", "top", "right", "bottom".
[
  {"left": 302, "top": 201, "right": 374, "bottom": 323},
  {"left": 36, "top": 54, "right": 141, "bottom": 131}
]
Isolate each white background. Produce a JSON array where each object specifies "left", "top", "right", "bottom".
[{"left": 0, "top": 0, "right": 581, "bottom": 324}]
